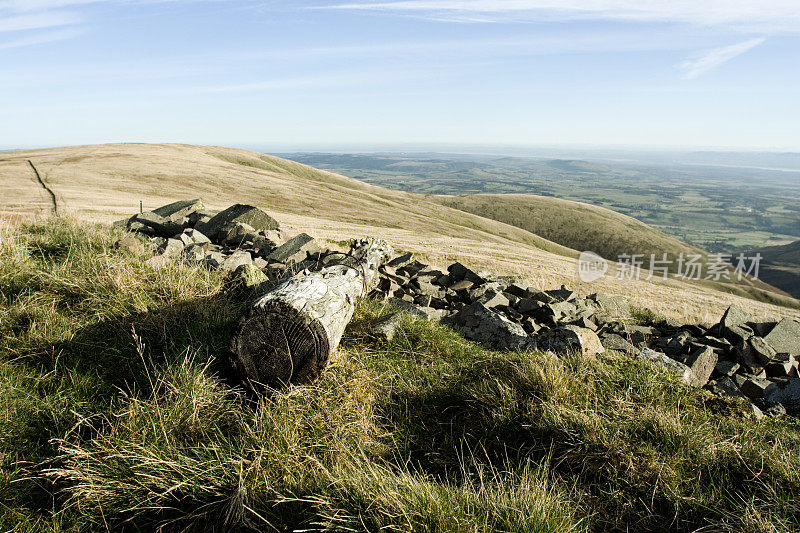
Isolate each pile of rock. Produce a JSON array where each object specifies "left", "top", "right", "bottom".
[
  {"left": 116, "top": 200, "right": 800, "bottom": 417},
  {"left": 114, "top": 199, "right": 325, "bottom": 284},
  {"left": 369, "top": 252, "right": 800, "bottom": 418}
]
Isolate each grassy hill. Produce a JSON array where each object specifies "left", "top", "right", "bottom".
[
  {"left": 2, "top": 219, "right": 800, "bottom": 531},
  {"left": 749, "top": 240, "right": 800, "bottom": 299},
  {"left": 435, "top": 193, "right": 705, "bottom": 268},
  {"left": 0, "top": 143, "right": 797, "bottom": 324}
]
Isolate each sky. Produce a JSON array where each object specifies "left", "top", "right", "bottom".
[{"left": 1, "top": 0, "right": 799, "bottom": 151}]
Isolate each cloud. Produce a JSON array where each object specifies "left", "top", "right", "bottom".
[
  {"left": 678, "top": 37, "right": 765, "bottom": 78},
  {"left": 324, "top": 1, "right": 800, "bottom": 31},
  {"left": 0, "top": 11, "right": 81, "bottom": 32},
  {"left": 0, "top": 27, "right": 84, "bottom": 48}
]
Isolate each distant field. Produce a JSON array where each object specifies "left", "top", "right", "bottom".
[{"left": 284, "top": 153, "right": 800, "bottom": 253}]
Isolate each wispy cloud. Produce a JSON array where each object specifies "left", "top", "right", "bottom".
[
  {"left": 678, "top": 37, "right": 765, "bottom": 78},
  {"left": 0, "top": 11, "right": 81, "bottom": 32},
  {"left": 0, "top": 27, "right": 84, "bottom": 48},
  {"left": 324, "top": 1, "right": 800, "bottom": 31}
]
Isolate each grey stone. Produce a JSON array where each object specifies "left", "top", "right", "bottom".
[
  {"left": 738, "top": 376, "right": 771, "bottom": 400},
  {"left": 162, "top": 238, "right": 184, "bottom": 258},
  {"left": 443, "top": 302, "right": 533, "bottom": 351},
  {"left": 218, "top": 222, "right": 256, "bottom": 247},
  {"left": 749, "top": 336, "right": 777, "bottom": 365},
  {"left": 536, "top": 325, "right": 604, "bottom": 356},
  {"left": 229, "top": 263, "right": 269, "bottom": 289},
  {"left": 601, "top": 334, "right": 637, "bottom": 356},
  {"left": 714, "top": 359, "right": 740, "bottom": 377},
  {"left": 718, "top": 305, "right": 752, "bottom": 331},
  {"left": 387, "top": 252, "right": 413, "bottom": 268},
  {"left": 205, "top": 251, "right": 226, "bottom": 269},
  {"left": 734, "top": 340, "right": 764, "bottom": 374},
  {"left": 221, "top": 250, "right": 253, "bottom": 272},
  {"left": 765, "top": 378, "right": 800, "bottom": 412},
  {"left": 268, "top": 233, "right": 320, "bottom": 264},
  {"left": 478, "top": 290, "right": 510, "bottom": 309},
  {"left": 113, "top": 235, "right": 145, "bottom": 254},
  {"left": 707, "top": 377, "right": 747, "bottom": 399},
  {"left": 182, "top": 244, "right": 208, "bottom": 264},
  {"left": 723, "top": 324, "right": 753, "bottom": 345},
  {"left": 635, "top": 348, "right": 692, "bottom": 385},
  {"left": 763, "top": 318, "right": 800, "bottom": 355},
  {"left": 590, "top": 293, "right": 631, "bottom": 318},
  {"left": 369, "top": 313, "right": 403, "bottom": 342},
  {"left": 131, "top": 211, "right": 183, "bottom": 237},
  {"left": 447, "top": 262, "right": 485, "bottom": 284},
  {"left": 682, "top": 345, "right": 718, "bottom": 387},
  {"left": 546, "top": 285, "right": 576, "bottom": 302},
  {"left": 196, "top": 204, "right": 279, "bottom": 239},
  {"left": 151, "top": 198, "right": 204, "bottom": 221},
  {"left": 766, "top": 360, "right": 798, "bottom": 378}
]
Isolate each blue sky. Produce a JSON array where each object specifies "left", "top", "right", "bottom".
[{"left": 1, "top": 0, "right": 798, "bottom": 150}]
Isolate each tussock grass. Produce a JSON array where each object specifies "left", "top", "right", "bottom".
[{"left": 2, "top": 219, "right": 800, "bottom": 531}]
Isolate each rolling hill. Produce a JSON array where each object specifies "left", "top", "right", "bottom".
[
  {"left": 748, "top": 240, "right": 800, "bottom": 298},
  {"left": 0, "top": 142, "right": 797, "bottom": 324}
]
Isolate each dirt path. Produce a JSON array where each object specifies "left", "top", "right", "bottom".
[{"left": 27, "top": 160, "right": 57, "bottom": 215}]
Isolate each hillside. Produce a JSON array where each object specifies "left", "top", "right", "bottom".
[
  {"left": 2, "top": 219, "right": 800, "bottom": 531},
  {"left": 0, "top": 143, "right": 798, "bottom": 325},
  {"left": 435, "top": 193, "right": 705, "bottom": 269},
  {"left": 748, "top": 240, "right": 800, "bottom": 298}
]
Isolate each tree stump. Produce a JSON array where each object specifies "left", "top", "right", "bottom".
[{"left": 230, "top": 237, "right": 393, "bottom": 388}]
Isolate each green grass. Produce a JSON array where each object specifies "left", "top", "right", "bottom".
[{"left": 2, "top": 219, "right": 800, "bottom": 531}]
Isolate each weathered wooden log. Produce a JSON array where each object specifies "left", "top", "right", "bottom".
[{"left": 230, "top": 237, "right": 393, "bottom": 388}]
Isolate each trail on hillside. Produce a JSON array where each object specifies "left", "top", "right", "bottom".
[{"left": 27, "top": 159, "right": 57, "bottom": 215}]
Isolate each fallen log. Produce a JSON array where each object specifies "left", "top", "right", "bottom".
[{"left": 230, "top": 237, "right": 392, "bottom": 388}]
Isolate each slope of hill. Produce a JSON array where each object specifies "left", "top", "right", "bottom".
[
  {"left": 748, "top": 240, "right": 800, "bottom": 298},
  {"left": 0, "top": 143, "right": 797, "bottom": 324},
  {"left": 4, "top": 219, "right": 800, "bottom": 531},
  {"left": 436, "top": 193, "right": 705, "bottom": 267}
]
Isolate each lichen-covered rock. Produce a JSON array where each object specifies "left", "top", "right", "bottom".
[
  {"left": 443, "top": 301, "right": 533, "bottom": 351},
  {"left": 537, "top": 325, "right": 604, "bottom": 356},
  {"left": 635, "top": 348, "right": 692, "bottom": 385}
]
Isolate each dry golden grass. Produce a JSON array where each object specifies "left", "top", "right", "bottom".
[{"left": 1, "top": 142, "right": 797, "bottom": 325}]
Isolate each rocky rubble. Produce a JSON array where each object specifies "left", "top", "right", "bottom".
[
  {"left": 114, "top": 199, "right": 328, "bottom": 286},
  {"left": 117, "top": 199, "right": 800, "bottom": 418}
]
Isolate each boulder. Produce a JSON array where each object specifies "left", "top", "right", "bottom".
[
  {"left": 268, "top": 233, "right": 320, "bottom": 264},
  {"left": 765, "top": 378, "right": 800, "bottom": 412},
  {"left": 717, "top": 305, "right": 752, "bottom": 331},
  {"left": 763, "top": 318, "right": 800, "bottom": 355},
  {"left": 749, "top": 336, "right": 777, "bottom": 365},
  {"left": 714, "top": 359, "right": 740, "bottom": 377},
  {"left": 447, "top": 262, "right": 485, "bottom": 285},
  {"left": 368, "top": 313, "right": 403, "bottom": 343},
  {"left": 196, "top": 204, "right": 279, "bottom": 239},
  {"left": 151, "top": 198, "right": 204, "bottom": 221},
  {"left": 443, "top": 301, "right": 533, "bottom": 351},
  {"left": 635, "top": 348, "right": 692, "bottom": 385},
  {"left": 737, "top": 375, "right": 771, "bottom": 400},
  {"left": 681, "top": 345, "right": 718, "bottom": 387},
  {"left": 113, "top": 235, "right": 145, "bottom": 254},
  {"left": 601, "top": 334, "right": 637, "bottom": 356},
  {"left": 162, "top": 238, "right": 184, "bottom": 259},
  {"left": 130, "top": 211, "right": 183, "bottom": 237},
  {"left": 221, "top": 250, "right": 253, "bottom": 272},
  {"left": 229, "top": 263, "right": 269, "bottom": 290},
  {"left": 536, "top": 325, "right": 604, "bottom": 356},
  {"left": 590, "top": 293, "right": 631, "bottom": 318},
  {"left": 707, "top": 376, "right": 747, "bottom": 399}
]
